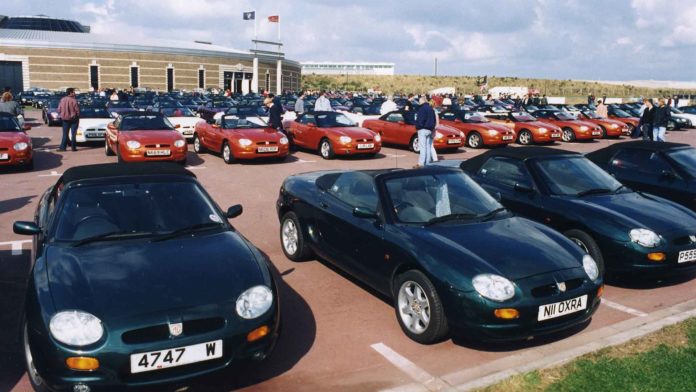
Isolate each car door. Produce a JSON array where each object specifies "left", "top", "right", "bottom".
[
  {"left": 380, "top": 112, "right": 406, "bottom": 144},
  {"left": 474, "top": 156, "right": 547, "bottom": 221},
  {"left": 291, "top": 114, "right": 315, "bottom": 148}
]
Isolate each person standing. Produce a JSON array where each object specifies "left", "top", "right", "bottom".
[
  {"left": 314, "top": 91, "right": 332, "bottom": 112},
  {"left": 110, "top": 90, "right": 119, "bottom": 101},
  {"left": 380, "top": 95, "right": 397, "bottom": 115},
  {"left": 0, "top": 92, "right": 22, "bottom": 116},
  {"left": 652, "top": 98, "right": 670, "bottom": 142},
  {"left": 639, "top": 99, "right": 654, "bottom": 140},
  {"left": 294, "top": 91, "right": 306, "bottom": 115},
  {"left": 596, "top": 100, "right": 608, "bottom": 118},
  {"left": 57, "top": 88, "right": 80, "bottom": 151},
  {"left": 265, "top": 97, "right": 284, "bottom": 134},
  {"left": 414, "top": 97, "right": 435, "bottom": 168}
]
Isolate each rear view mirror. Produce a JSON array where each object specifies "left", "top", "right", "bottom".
[
  {"left": 353, "top": 207, "right": 378, "bottom": 219},
  {"left": 14, "top": 221, "right": 41, "bottom": 235},
  {"left": 226, "top": 204, "right": 243, "bottom": 219},
  {"left": 514, "top": 183, "right": 535, "bottom": 194}
]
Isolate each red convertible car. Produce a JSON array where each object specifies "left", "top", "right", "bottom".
[
  {"left": 283, "top": 111, "right": 381, "bottom": 159},
  {"left": 193, "top": 115, "right": 289, "bottom": 163},
  {"left": 576, "top": 111, "right": 628, "bottom": 138},
  {"left": 104, "top": 112, "right": 188, "bottom": 164},
  {"left": 362, "top": 110, "right": 464, "bottom": 152},
  {"left": 486, "top": 111, "right": 562, "bottom": 145},
  {"left": 532, "top": 110, "right": 602, "bottom": 142},
  {"left": 0, "top": 113, "right": 33, "bottom": 170},
  {"left": 439, "top": 110, "right": 516, "bottom": 148}
]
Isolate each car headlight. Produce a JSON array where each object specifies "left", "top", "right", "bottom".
[
  {"left": 487, "top": 129, "right": 499, "bottom": 136},
  {"left": 374, "top": 133, "right": 382, "bottom": 142},
  {"left": 472, "top": 274, "right": 515, "bottom": 302},
  {"left": 582, "top": 254, "right": 599, "bottom": 281},
  {"left": 174, "top": 139, "right": 186, "bottom": 148},
  {"left": 433, "top": 131, "right": 444, "bottom": 140},
  {"left": 238, "top": 138, "right": 252, "bottom": 147},
  {"left": 579, "top": 126, "right": 589, "bottom": 131},
  {"left": 279, "top": 136, "right": 289, "bottom": 145},
  {"left": 49, "top": 311, "right": 104, "bottom": 346},
  {"left": 538, "top": 127, "right": 548, "bottom": 133},
  {"left": 629, "top": 228, "right": 661, "bottom": 247},
  {"left": 236, "top": 285, "right": 273, "bottom": 319},
  {"left": 610, "top": 124, "right": 619, "bottom": 129},
  {"left": 126, "top": 140, "right": 141, "bottom": 149},
  {"left": 13, "top": 142, "right": 29, "bottom": 151},
  {"left": 339, "top": 136, "right": 352, "bottom": 144},
  {"left": 51, "top": 112, "right": 59, "bottom": 118},
  {"left": 459, "top": 131, "right": 465, "bottom": 138}
]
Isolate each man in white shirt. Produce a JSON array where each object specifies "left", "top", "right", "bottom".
[
  {"left": 380, "top": 95, "right": 398, "bottom": 115},
  {"left": 314, "top": 91, "right": 332, "bottom": 111}
]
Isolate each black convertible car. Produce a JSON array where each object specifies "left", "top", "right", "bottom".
[
  {"left": 461, "top": 147, "right": 696, "bottom": 278},
  {"left": 14, "top": 163, "right": 279, "bottom": 391},
  {"left": 586, "top": 141, "right": 696, "bottom": 211},
  {"left": 277, "top": 167, "right": 602, "bottom": 343}
]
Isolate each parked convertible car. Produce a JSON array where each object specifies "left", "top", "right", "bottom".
[
  {"left": 362, "top": 110, "right": 464, "bottom": 153},
  {"left": 14, "top": 163, "right": 279, "bottom": 392},
  {"left": 106, "top": 100, "right": 136, "bottom": 118},
  {"left": 461, "top": 147, "right": 696, "bottom": 277},
  {"left": 586, "top": 141, "right": 696, "bottom": 211},
  {"left": 607, "top": 107, "right": 640, "bottom": 133},
  {"left": 277, "top": 167, "right": 603, "bottom": 343},
  {"left": 0, "top": 112, "right": 33, "bottom": 170},
  {"left": 105, "top": 112, "right": 188, "bottom": 164},
  {"left": 438, "top": 110, "right": 516, "bottom": 148},
  {"left": 532, "top": 110, "right": 602, "bottom": 142},
  {"left": 158, "top": 107, "right": 202, "bottom": 140},
  {"left": 486, "top": 111, "right": 562, "bottom": 145},
  {"left": 284, "top": 111, "right": 381, "bottom": 159},
  {"left": 576, "top": 111, "right": 628, "bottom": 138},
  {"left": 194, "top": 115, "right": 289, "bottom": 163},
  {"left": 70, "top": 107, "right": 112, "bottom": 144}
]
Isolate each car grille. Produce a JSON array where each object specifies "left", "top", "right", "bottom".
[
  {"left": 256, "top": 141, "right": 278, "bottom": 145},
  {"left": 145, "top": 144, "right": 171, "bottom": 148},
  {"left": 531, "top": 278, "right": 584, "bottom": 298},
  {"left": 354, "top": 138, "right": 374, "bottom": 142},
  {"left": 0, "top": 148, "right": 8, "bottom": 152},
  {"left": 86, "top": 128, "right": 107, "bottom": 132},
  {"left": 673, "top": 235, "right": 696, "bottom": 246},
  {"left": 121, "top": 317, "right": 225, "bottom": 344}
]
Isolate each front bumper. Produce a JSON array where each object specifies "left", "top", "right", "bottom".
[
  {"left": 119, "top": 148, "right": 188, "bottom": 163},
  {"left": 332, "top": 141, "right": 382, "bottom": 156},
  {"left": 601, "top": 238, "right": 696, "bottom": 277},
  {"left": 232, "top": 144, "right": 291, "bottom": 160},
  {"left": 434, "top": 138, "right": 465, "bottom": 149},
  {"left": 575, "top": 129, "right": 601, "bottom": 140},
  {"left": 0, "top": 148, "right": 33, "bottom": 166}
]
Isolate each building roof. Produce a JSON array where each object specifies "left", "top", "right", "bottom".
[
  {"left": 301, "top": 61, "right": 394, "bottom": 66},
  {"left": 0, "top": 15, "right": 89, "bottom": 33}
]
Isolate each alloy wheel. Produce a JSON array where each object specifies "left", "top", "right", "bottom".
[
  {"left": 397, "top": 280, "right": 431, "bottom": 334},
  {"left": 562, "top": 129, "right": 573, "bottom": 142},
  {"left": 411, "top": 136, "right": 420, "bottom": 153},
  {"left": 320, "top": 140, "right": 331, "bottom": 158},
  {"left": 468, "top": 133, "right": 481, "bottom": 148},
  {"left": 281, "top": 219, "right": 298, "bottom": 255}
]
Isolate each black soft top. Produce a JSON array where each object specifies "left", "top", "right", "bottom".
[
  {"left": 461, "top": 147, "right": 580, "bottom": 172},
  {"left": 586, "top": 141, "right": 691, "bottom": 163},
  {"left": 60, "top": 163, "right": 195, "bottom": 185}
]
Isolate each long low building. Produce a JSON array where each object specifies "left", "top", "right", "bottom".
[
  {"left": 301, "top": 61, "right": 395, "bottom": 76},
  {"left": 0, "top": 15, "right": 301, "bottom": 93}
]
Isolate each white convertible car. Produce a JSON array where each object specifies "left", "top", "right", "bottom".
[
  {"left": 70, "top": 107, "right": 112, "bottom": 143},
  {"left": 160, "top": 107, "right": 205, "bottom": 140}
]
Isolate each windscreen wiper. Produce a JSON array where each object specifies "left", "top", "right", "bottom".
[
  {"left": 477, "top": 207, "right": 508, "bottom": 222},
  {"left": 151, "top": 222, "right": 223, "bottom": 242},
  {"left": 576, "top": 188, "right": 611, "bottom": 197},
  {"left": 72, "top": 231, "right": 153, "bottom": 247}
]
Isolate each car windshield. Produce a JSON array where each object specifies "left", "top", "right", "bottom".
[
  {"left": 667, "top": 148, "right": 696, "bottom": 177},
  {"left": 534, "top": 156, "right": 624, "bottom": 196},
  {"left": 221, "top": 116, "right": 267, "bottom": 129},
  {"left": 80, "top": 108, "right": 110, "bottom": 118},
  {"left": 51, "top": 181, "right": 225, "bottom": 242},
  {"left": 670, "top": 107, "right": 684, "bottom": 114},
  {"left": 161, "top": 107, "right": 195, "bottom": 117},
  {"left": 211, "top": 101, "right": 231, "bottom": 108},
  {"left": 511, "top": 112, "right": 536, "bottom": 122},
  {"left": 120, "top": 115, "right": 174, "bottom": 131},
  {"left": 612, "top": 109, "right": 632, "bottom": 118},
  {"left": 489, "top": 106, "right": 508, "bottom": 113},
  {"left": 461, "top": 112, "right": 489, "bottom": 122},
  {"left": 0, "top": 116, "right": 21, "bottom": 132},
  {"left": 385, "top": 172, "right": 503, "bottom": 224},
  {"left": 108, "top": 101, "right": 133, "bottom": 108},
  {"left": 226, "top": 107, "right": 265, "bottom": 116},
  {"left": 316, "top": 112, "right": 356, "bottom": 127},
  {"left": 554, "top": 112, "right": 576, "bottom": 120},
  {"left": 582, "top": 111, "right": 601, "bottom": 119}
]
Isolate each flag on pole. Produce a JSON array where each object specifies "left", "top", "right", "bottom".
[
  {"left": 268, "top": 15, "right": 279, "bottom": 22},
  {"left": 243, "top": 11, "right": 255, "bottom": 20}
]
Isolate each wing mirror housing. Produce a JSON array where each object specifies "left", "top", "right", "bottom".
[
  {"left": 514, "top": 183, "right": 535, "bottom": 194},
  {"left": 14, "top": 221, "right": 41, "bottom": 235},
  {"left": 353, "top": 207, "right": 378, "bottom": 220},
  {"left": 226, "top": 204, "right": 243, "bottom": 219}
]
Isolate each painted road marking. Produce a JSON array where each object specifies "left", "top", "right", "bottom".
[
  {"left": 0, "top": 240, "right": 32, "bottom": 256},
  {"left": 185, "top": 166, "right": 207, "bottom": 170},
  {"left": 37, "top": 171, "right": 61, "bottom": 177},
  {"left": 371, "top": 343, "right": 449, "bottom": 391},
  {"left": 385, "top": 154, "right": 407, "bottom": 158},
  {"left": 297, "top": 159, "right": 316, "bottom": 163},
  {"left": 602, "top": 299, "right": 648, "bottom": 317}
]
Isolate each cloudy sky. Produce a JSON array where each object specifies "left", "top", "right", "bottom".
[{"left": 5, "top": 0, "right": 696, "bottom": 81}]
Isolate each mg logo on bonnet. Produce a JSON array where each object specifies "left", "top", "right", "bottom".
[
  {"left": 690, "top": 235, "right": 696, "bottom": 243},
  {"left": 556, "top": 282, "right": 567, "bottom": 292},
  {"left": 169, "top": 322, "right": 183, "bottom": 337}
]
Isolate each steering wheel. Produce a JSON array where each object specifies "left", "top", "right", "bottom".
[{"left": 76, "top": 214, "right": 118, "bottom": 228}]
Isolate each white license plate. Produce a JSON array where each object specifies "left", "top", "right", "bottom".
[
  {"left": 0, "top": 153, "right": 8, "bottom": 160},
  {"left": 86, "top": 132, "right": 104, "bottom": 138},
  {"left": 146, "top": 149, "right": 171, "bottom": 156},
  {"left": 538, "top": 294, "right": 588, "bottom": 321},
  {"left": 257, "top": 146, "right": 279, "bottom": 153},
  {"left": 551, "top": 133, "right": 561, "bottom": 138},
  {"left": 592, "top": 131, "right": 601, "bottom": 136},
  {"left": 183, "top": 130, "right": 194, "bottom": 135},
  {"left": 130, "top": 339, "right": 222, "bottom": 374},
  {"left": 357, "top": 143, "right": 375, "bottom": 149},
  {"left": 678, "top": 249, "right": 696, "bottom": 263},
  {"left": 502, "top": 135, "right": 513, "bottom": 141},
  {"left": 447, "top": 139, "right": 461, "bottom": 144}
]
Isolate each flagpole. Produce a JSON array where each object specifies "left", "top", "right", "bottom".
[
  {"left": 254, "top": 9, "right": 257, "bottom": 41},
  {"left": 277, "top": 17, "right": 280, "bottom": 42}
]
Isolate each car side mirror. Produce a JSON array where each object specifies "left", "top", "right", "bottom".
[
  {"left": 353, "top": 207, "right": 378, "bottom": 219},
  {"left": 23, "top": 124, "right": 32, "bottom": 131},
  {"left": 14, "top": 221, "right": 41, "bottom": 235},
  {"left": 514, "top": 183, "right": 535, "bottom": 194},
  {"left": 660, "top": 170, "right": 677, "bottom": 180},
  {"left": 226, "top": 204, "right": 243, "bottom": 219}
]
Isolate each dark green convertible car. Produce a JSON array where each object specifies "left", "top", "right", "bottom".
[
  {"left": 461, "top": 147, "right": 696, "bottom": 278},
  {"left": 277, "top": 167, "right": 602, "bottom": 344},
  {"left": 14, "top": 163, "right": 279, "bottom": 391}
]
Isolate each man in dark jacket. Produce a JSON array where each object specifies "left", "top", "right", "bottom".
[
  {"left": 652, "top": 98, "right": 670, "bottom": 142},
  {"left": 638, "top": 98, "right": 654, "bottom": 140},
  {"left": 415, "top": 96, "right": 436, "bottom": 167},
  {"left": 265, "top": 97, "right": 284, "bottom": 134}
]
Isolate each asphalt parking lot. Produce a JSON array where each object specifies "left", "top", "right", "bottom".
[{"left": 2, "top": 111, "right": 696, "bottom": 392}]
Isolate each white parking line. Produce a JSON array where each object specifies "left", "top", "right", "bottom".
[
  {"left": 297, "top": 159, "right": 316, "bottom": 163},
  {"left": 371, "top": 342, "right": 449, "bottom": 391},
  {"left": 385, "top": 154, "right": 407, "bottom": 158},
  {"left": 0, "top": 240, "right": 32, "bottom": 255},
  {"left": 602, "top": 299, "right": 648, "bottom": 317},
  {"left": 185, "top": 166, "right": 207, "bottom": 170},
  {"left": 37, "top": 170, "right": 61, "bottom": 177}
]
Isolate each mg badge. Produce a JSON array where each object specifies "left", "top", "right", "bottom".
[
  {"left": 557, "top": 282, "right": 567, "bottom": 292},
  {"left": 169, "top": 322, "right": 183, "bottom": 337},
  {"left": 156, "top": 144, "right": 161, "bottom": 148},
  {"left": 690, "top": 235, "right": 696, "bottom": 243}
]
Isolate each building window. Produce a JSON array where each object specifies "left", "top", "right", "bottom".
[
  {"left": 166, "top": 67, "right": 174, "bottom": 92},
  {"left": 89, "top": 65, "right": 99, "bottom": 90},
  {"left": 198, "top": 69, "right": 205, "bottom": 89},
  {"left": 265, "top": 72, "right": 270, "bottom": 92},
  {"left": 130, "top": 66, "right": 139, "bottom": 88}
]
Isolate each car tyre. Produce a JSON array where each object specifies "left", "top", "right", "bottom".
[
  {"left": 394, "top": 270, "right": 448, "bottom": 344},
  {"left": 518, "top": 129, "right": 533, "bottom": 145},
  {"left": 564, "top": 229, "right": 605, "bottom": 276},
  {"left": 467, "top": 131, "right": 483, "bottom": 149},
  {"left": 24, "top": 323, "right": 50, "bottom": 392},
  {"left": 319, "top": 138, "right": 335, "bottom": 160},
  {"left": 599, "top": 125, "right": 607, "bottom": 138},
  {"left": 193, "top": 134, "right": 206, "bottom": 154},
  {"left": 280, "top": 212, "right": 313, "bottom": 261},
  {"left": 561, "top": 128, "right": 576, "bottom": 142},
  {"left": 105, "top": 140, "right": 114, "bottom": 156},
  {"left": 409, "top": 134, "right": 420, "bottom": 153},
  {"left": 222, "top": 141, "right": 234, "bottom": 164}
]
